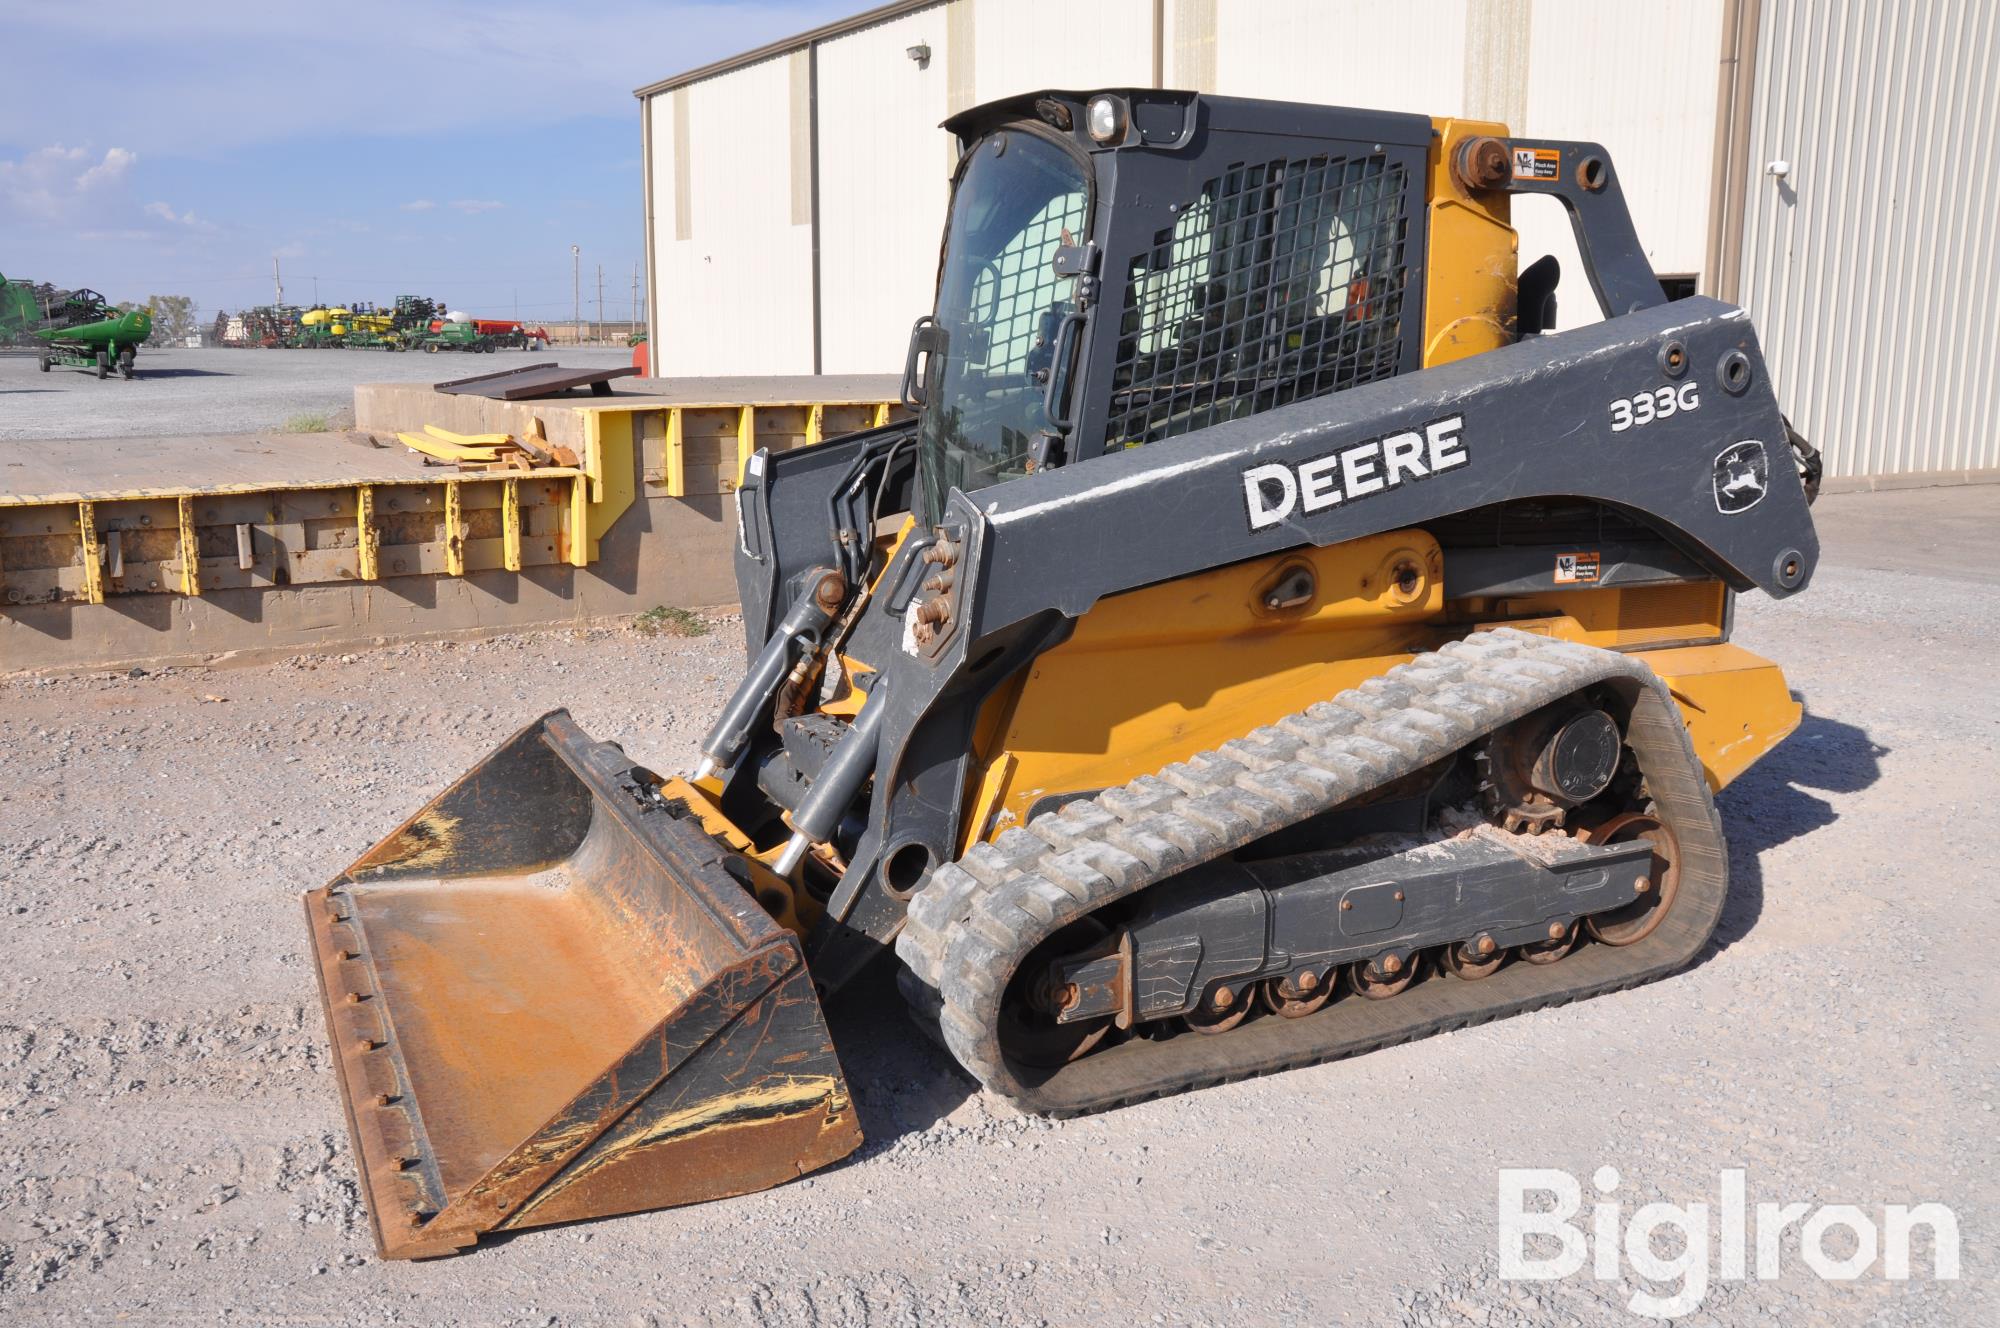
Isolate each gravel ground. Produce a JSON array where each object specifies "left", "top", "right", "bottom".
[
  {"left": 0, "top": 346, "right": 634, "bottom": 441},
  {"left": 1, "top": 488, "right": 1993, "bottom": 1325}
]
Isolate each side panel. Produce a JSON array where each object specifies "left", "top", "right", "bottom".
[
  {"left": 958, "top": 546, "right": 1744, "bottom": 848},
  {"left": 964, "top": 530, "right": 1445, "bottom": 842},
  {"left": 971, "top": 299, "right": 1816, "bottom": 636}
]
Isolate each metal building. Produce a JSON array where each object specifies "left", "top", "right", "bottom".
[{"left": 638, "top": 0, "right": 2000, "bottom": 484}]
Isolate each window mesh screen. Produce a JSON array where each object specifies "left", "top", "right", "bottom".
[
  {"left": 1105, "top": 153, "right": 1410, "bottom": 450},
  {"left": 966, "top": 193, "right": 1087, "bottom": 382}
]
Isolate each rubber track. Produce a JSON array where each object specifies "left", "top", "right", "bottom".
[{"left": 893, "top": 628, "right": 1727, "bottom": 1115}]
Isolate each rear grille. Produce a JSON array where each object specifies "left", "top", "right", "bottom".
[{"left": 1104, "top": 152, "right": 1411, "bottom": 450}]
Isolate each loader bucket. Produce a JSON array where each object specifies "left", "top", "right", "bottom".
[{"left": 304, "top": 711, "right": 860, "bottom": 1259}]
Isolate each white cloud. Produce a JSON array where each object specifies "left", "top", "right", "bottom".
[
  {"left": 1, "top": 144, "right": 136, "bottom": 221},
  {"left": 140, "top": 199, "right": 219, "bottom": 232},
  {"left": 76, "top": 146, "right": 136, "bottom": 189},
  {"left": 400, "top": 199, "right": 436, "bottom": 211},
  {"left": 449, "top": 199, "right": 504, "bottom": 214}
]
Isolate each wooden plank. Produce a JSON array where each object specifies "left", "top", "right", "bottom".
[
  {"left": 422, "top": 424, "right": 513, "bottom": 447},
  {"left": 399, "top": 432, "right": 502, "bottom": 464}
]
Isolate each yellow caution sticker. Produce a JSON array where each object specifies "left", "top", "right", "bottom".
[{"left": 1512, "top": 147, "right": 1561, "bottom": 181}]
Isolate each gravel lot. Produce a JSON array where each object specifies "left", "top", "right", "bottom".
[
  {"left": 1, "top": 488, "right": 1993, "bottom": 1326},
  {"left": 0, "top": 346, "right": 634, "bottom": 441}
]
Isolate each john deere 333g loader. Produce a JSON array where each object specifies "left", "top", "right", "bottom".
[{"left": 306, "top": 91, "right": 1820, "bottom": 1258}]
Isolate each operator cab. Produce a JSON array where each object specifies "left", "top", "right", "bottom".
[{"left": 907, "top": 90, "right": 1432, "bottom": 523}]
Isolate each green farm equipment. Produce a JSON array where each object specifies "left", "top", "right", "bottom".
[
  {"left": 1, "top": 272, "right": 39, "bottom": 346},
  {"left": 24, "top": 282, "right": 151, "bottom": 379},
  {"left": 5, "top": 273, "right": 148, "bottom": 376},
  {"left": 412, "top": 320, "right": 498, "bottom": 353}
]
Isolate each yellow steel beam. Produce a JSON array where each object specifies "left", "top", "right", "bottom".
[
  {"left": 873, "top": 402, "right": 893, "bottom": 429},
  {"left": 566, "top": 474, "right": 590, "bottom": 567},
  {"left": 664, "top": 407, "right": 686, "bottom": 498},
  {"left": 735, "top": 405, "right": 756, "bottom": 488},
  {"left": 444, "top": 481, "right": 465, "bottom": 576},
  {"left": 78, "top": 501, "right": 104, "bottom": 605},
  {"left": 357, "top": 485, "right": 379, "bottom": 581},
  {"left": 582, "top": 410, "right": 635, "bottom": 556},
  {"left": 176, "top": 495, "right": 201, "bottom": 596},
  {"left": 502, "top": 478, "right": 522, "bottom": 572},
  {"left": 806, "top": 403, "right": 824, "bottom": 449}
]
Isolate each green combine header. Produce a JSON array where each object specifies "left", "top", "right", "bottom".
[{"left": 2, "top": 273, "right": 150, "bottom": 379}]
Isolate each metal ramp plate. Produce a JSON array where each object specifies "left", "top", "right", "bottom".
[{"left": 434, "top": 362, "right": 640, "bottom": 400}]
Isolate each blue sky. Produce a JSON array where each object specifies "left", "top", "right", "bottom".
[{"left": 0, "top": 1, "right": 849, "bottom": 321}]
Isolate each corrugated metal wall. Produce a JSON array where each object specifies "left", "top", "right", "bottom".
[
  {"left": 814, "top": 0, "right": 1153, "bottom": 371},
  {"left": 816, "top": 8, "right": 955, "bottom": 375},
  {"left": 1737, "top": 0, "right": 2000, "bottom": 478},
  {"left": 648, "top": 55, "right": 816, "bottom": 376},
  {"left": 965, "top": 0, "right": 1153, "bottom": 105},
  {"left": 1180, "top": 0, "right": 1725, "bottom": 331},
  {"left": 1518, "top": 1, "right": 1724, "bottom": 296},
  {"left": 1196, "top": 0, "right": 1468, "bottom": 111}
]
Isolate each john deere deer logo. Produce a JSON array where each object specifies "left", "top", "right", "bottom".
[{"left": 1713, "top": 441, "right": 1769, "bottom": 514}]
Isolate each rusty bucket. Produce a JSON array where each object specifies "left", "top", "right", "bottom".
[{"left": 304, "top": 711, "right": 860, "bottom": 1259}]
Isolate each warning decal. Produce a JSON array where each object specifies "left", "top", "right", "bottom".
[
  {"left": 1554, "top": 551, "right": 1601, "bottom": 584},
  {"left": 1513, "top": 147, "right": 1560, "bottom": 181}
]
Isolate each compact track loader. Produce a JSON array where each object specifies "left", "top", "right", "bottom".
[{"left": 306, "top": 91, "right": 1821, "bottom": 1258}]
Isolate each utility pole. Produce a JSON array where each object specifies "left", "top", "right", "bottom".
[
  {"left": 570, "top": 244, "right": 580, "bottom": 346},
  {"left": 273, "top": 256, "right": 283, "bottom": 307},
  {"left": 595, "top": 264, "right": 604, "bottom": 346},
  {"left": 631, "top": 261, "right": 639, "bottom": 339}
]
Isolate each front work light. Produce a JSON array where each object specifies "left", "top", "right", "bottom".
[{"left": 1086, "top": 95, "right": 1126, "bottom": 143}]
